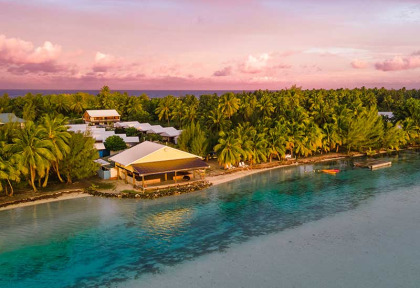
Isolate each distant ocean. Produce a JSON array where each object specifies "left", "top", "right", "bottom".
[{"left": 0, "top": 89, "right": 255, "bottom": 98}]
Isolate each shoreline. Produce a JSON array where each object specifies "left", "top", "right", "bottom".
[
  {"left": 0, "top": 151, "right": 390, "bottom": 211},
  {"left": 0, "top": 191, "right": 91, "bottom": 212}
]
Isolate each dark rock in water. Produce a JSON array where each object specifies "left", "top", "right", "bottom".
[{"left": 85, "top": 181, "right": 212, "bottom": 200}]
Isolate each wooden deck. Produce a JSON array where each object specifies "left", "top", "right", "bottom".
[{"left": 354, "top": 160, "right": 392, "bottom": 170}]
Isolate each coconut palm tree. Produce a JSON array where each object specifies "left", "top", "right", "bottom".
[
  {"left": 171, "top": 100, "right": 186, "bottom": 128},
  {"left": 218, "top": 92, "right": 240, "bottom": 119},
  {"left": 249, "top": 131, "right": 268, "bottom": 165},
  {"left": 214, "top": 131, "right": 244, "bottom": 169},
  {"left": 41, "top": 114, "right": 71, "bottom": 186},
  {"left": 267, "top": 122, "right": 287, "bottom": 161},
  {"left": 10, "top": 121, "right": 55, "bottom": 191},
  {"left": 70, "top": 93, "right": 87, "bottom": 115},
  {"left": 206, "top": 109, "right": 230, "bottom": 134},
  {"left": 0, "top": 154, "right": 21, "bottom": 196},
  {"left": 155, "top": 95, "right": 175, "bottom": 125}
]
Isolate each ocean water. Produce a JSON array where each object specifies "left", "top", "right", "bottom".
[
  {"left": 0, "top": 152, "right": 419, "bottom": 288},
  {"left": 0, "top": 89, "right": 253, "bottom": 99}
]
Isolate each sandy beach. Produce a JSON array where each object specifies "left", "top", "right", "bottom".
[
  {"left": 0, "top": 192, "right": 91, "bottom": 212},
  {"left": 126, "top": 183, "right": 420, "bottom": 288},
  {"left": 206, "top": 163, "right": 298, "bottom": 186},
  {"left": 0, "top": 154, "right": 352, "bottom": 210}
]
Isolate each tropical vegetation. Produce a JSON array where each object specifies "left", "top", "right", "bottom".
[{"left": 1, "top": 85, "right": 420, "bottom": 195}]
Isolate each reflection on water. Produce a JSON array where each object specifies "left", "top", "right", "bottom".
[{"left": 0, "top": 152, "right": 419, "bottom": 288}]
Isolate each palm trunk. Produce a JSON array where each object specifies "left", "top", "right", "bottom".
[
  {"left": 7, "top": 179, "right": 14, "bottom": 196},
  {"left": 42, "top": 167, "right": 50, "bottom": 188},
  {"left": 66, "top": 172, "right": 72, "bottom": 184},
  {"left": 30, "top": 167, "right": 37, "bottom": 192},
  {"left": 53, "top": 162, "right": 64, "bottom": 182}
]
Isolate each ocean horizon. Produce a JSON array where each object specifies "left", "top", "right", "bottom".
[{"left": 0, "top": 89, "right": 257, "bottom": 99}]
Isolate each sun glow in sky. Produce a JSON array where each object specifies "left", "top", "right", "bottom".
[{"left": 0, "top": 0, "right": 420, "bottom": 89}]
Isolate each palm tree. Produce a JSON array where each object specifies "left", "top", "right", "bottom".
[
  {"left": 214, "top": 131, "right": 244, "bottom": 169},
  {"left": 322, "top": 122, "right": 341, "bottom": 153},
  {"left": 249, "top": 131, "right": 268, "bottom": 165},
  {"left": 70, "top": 93, "right": 87, "bottom": 115},
  {"left": 218, "top": 92, "right": 240, "bottom": 119},
  {"left": 257, "top": 93, "right": 275, "bottom": 120},
  {"left": 0, "top": 154, "right": 21, "bottom": 196},
  {"left": 171, "top": 100, "right": 186, "bottom": 128},
  {"left": 240, "top": 94, "right": 258, "bottom": 121},
  {"left": 233, "top": 123, "right": 254, "bottom": 163},
  {"left": 155, "top": 95, "right": 175, "bottom": 125},
  {"left": 267, "top": 123, "right": 287, "bottom": 161},
  {"left": 206, "top": 110, "right": 230, "bottom": 134},
  {"left": 41, "top": 115, "right": 71, "bottom": 186},
  {"left": 10, "top": 121, "right": 55, "bottom": 191}
]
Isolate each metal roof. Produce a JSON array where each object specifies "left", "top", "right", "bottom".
[
  {"left": 94, "top": 143, "right": 106, "bottom": 150},
  {"left": 132, "top": 158, "right": 209, "bottom": 176},
  {"left": 94, "top": 159, "right": 110, "bottom": 166},
  {"left": 85, "top": 110, "right": 120, "bottom": 117},
  {"left": 378, "top": 112, "right": 394, "bottom": 118},
  {"left": 114, "top": 121, "right": 141, "bottom": 128},
  {"left": 160, "top": 127, "right": 182, "bottom": 137},
  {"left": 109, "top": 141, "right": 166, "bottom": 166},
  {"left": 138, "top": 123, "right": 152, "bottom": 131},
  {"left": 0, "top": 113, "right": 25, "bottom": 124},
  {"left": 146, "top": 125, "right": 165, "bottom": 134}
]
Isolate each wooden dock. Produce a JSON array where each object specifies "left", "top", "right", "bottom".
[{"left": 354, "top": 160, "right": 392, "bottom": 170}]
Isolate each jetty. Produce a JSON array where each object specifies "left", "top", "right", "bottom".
[{"left": 354, "top": 160, "right": 392, "bottom": 170}]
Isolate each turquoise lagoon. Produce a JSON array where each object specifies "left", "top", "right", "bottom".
[{"left": 0, "top": 152, "right": 419, "bottom": 287}]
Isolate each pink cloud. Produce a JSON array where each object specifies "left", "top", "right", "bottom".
[
  {"left": 213, "top": 66, "right": 232, "bottom": 76},
  {"left": 92, "top": 52, "right": 122, "bottom": 72},
  {"left": 0, "top": 34, "right": 66, "bottom": 75},
  {"left": 351, "top": 59, "right": 368, "bottom": 69},
  {"left": 0, "top": 34, "right": 61, "bottom": 65},
  {"left": 375, "top": 54, "right": 420, "bottom": 71},
  {"left": 239, "top": 53, "right": 270, "bottom": 74}
]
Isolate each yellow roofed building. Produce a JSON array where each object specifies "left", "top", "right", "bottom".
[{"left": 109, "top": 141, "right": 209, "bottom": 189}]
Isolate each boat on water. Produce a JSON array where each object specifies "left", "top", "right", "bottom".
[{"left": 320, "top": 169, "right": 340, "bottom": 174}]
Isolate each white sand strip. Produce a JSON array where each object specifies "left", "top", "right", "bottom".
[{"left": 0, "top": 193, "right": 91, "bottom": 211}]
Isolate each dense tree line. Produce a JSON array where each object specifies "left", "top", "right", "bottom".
[
  {"left": 1, "top": 85, "right": 420, "bottom": 194},
  {"left": 0, "top": 116, "right": 98, "bottom": 194}
]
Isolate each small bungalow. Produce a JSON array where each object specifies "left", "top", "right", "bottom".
[
  {"left": 94, "top": 142, "right": 109, "bottom": 157},
  {"left": 378, "top": 112, "right": 394, "bottom": 120},
  {"left": 0, "top": 113, "right": 25, "bottom": 127},
  {"left": 94, "top": 159, "right": 117, "bottom": 180},
  {"left": 160, "top": 127, "right": 182, "bottom": 144},
  {"left": 109, "top": 141, "right": 209, "bottom": 189},
  {"left": 83, "top": 109, "right": 120, "bottom": 125},
  {"left": 67, "top": 124, "right": 140, "bottom": 155},
  {"left": 146, "top": 125, "right": 165, "bottom": 134}
]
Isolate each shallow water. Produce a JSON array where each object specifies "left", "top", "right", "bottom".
[{"left": 0, "top": 152, "right": 419, "bottom": 288}]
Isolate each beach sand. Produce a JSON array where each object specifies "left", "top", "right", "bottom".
[
  {"left": 206, "top": 163, "right": 297, "bottom": 186},
  {"left": 0, "top": 192, "right": 91, "bottom": 211},
  {"left": 124, "top": 185, "right": 420, "bottom": 288}
]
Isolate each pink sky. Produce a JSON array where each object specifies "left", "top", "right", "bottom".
[{"left": 0, "top": 0, "right": 420, "bottom": 90}]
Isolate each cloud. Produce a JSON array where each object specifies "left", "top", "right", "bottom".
[
  {"left": 0, "top": 34, "right": 66, "bottom": 75},
  {"left": 239, "top": 53, "right": 270, "bottom": 74},
  {"left": 92, "top": 52, "right": 121, "bottom": 72},
  {"left": 213, "top": 66, "right": 232, "bottom": 76},
  {"left": 351, "top": 59, "right": 368, "bottom": 69},
  {"left": 0, "top": 35, "right": 61, "bottom": 65},
  {"left": 375, "top": 54, "right": 420, "bottom": 71},
  {"left": 7, "top": 62, "right": 64, "bottom": 75}
]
